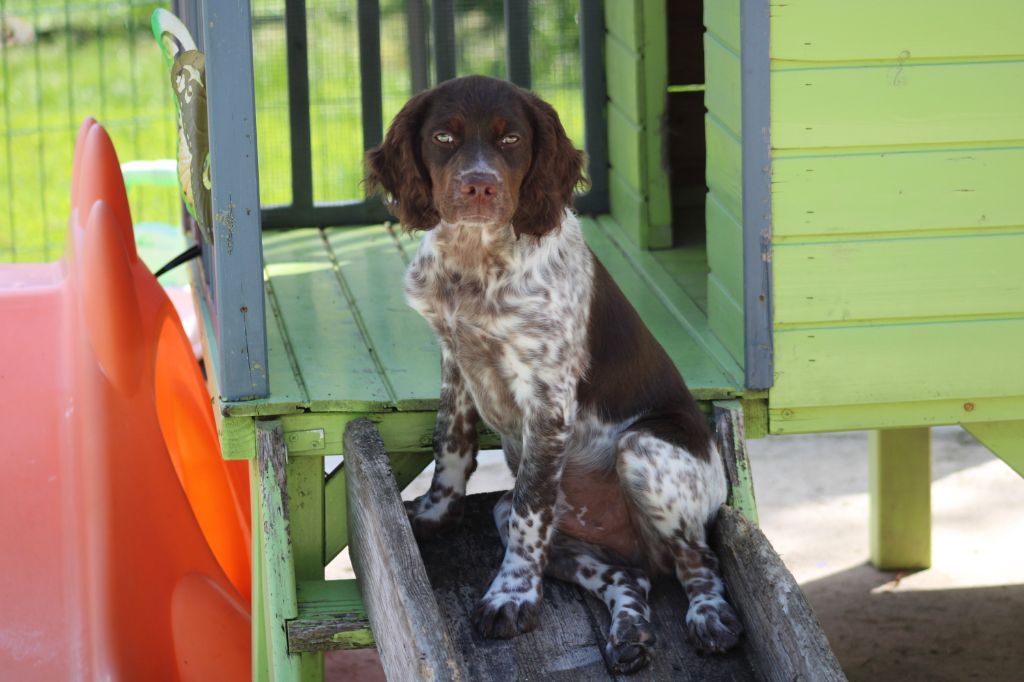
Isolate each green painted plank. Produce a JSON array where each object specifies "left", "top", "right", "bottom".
[
  {"left": 704, "top": 33, "right": 741, "bottom": 138},
  {"left": 706, "top": 196, "right": 743, "bottom": 304},
  {"left": 608, "top": 103, "right": 644, "bottom": 191},
  {"left": 324, "top": 469, "right": 347, "bottom": 564},
  {"left": 324, "top": 226, "right": 440, "bottom": 410},
  {"left": 288, "top": 456, "right": 325, "bottom": 580},
  {"left": 705, "top": 0, "right": 740, "bottom": 55},
  {"left": 771, "top": 318, "right": 1024, "bottom": 409},
  {"left": 771, "top": 0, "right": 1024, "bottom": 62},
  {"left": 605, "top": 0, "right": 640, "bottom": 49},
  {"left": 250, "top": 458, "right": 269, "bottom": 682},
  {"left": 263, "top": 281, "right": 311, "bottom": 411},
  {"left": 870, "top": 428, "right": 932, "bottom": 570},
  {"left": 649, "top": 245, "right": 709, "bottom": 311},
  {"left": 641, "top": 0, "right": 672, "bottom": 249},
  {"left": 586, "top": 216, "right": 743, "bottom": 394},
  {"left": 770, "top": 394, "right": 1024, "bottom": 436},
  {"left": 262, "top": 229, "right": 393, "bottom": 411},
  {"left": 963, "top": 420, "right": 1024, "bottom": 478},
  {"left": 606, "top": 35, "right": 642, "bottom": 123},
  {"left": 772, "top": 146, "right": 1024, "bottom": 239},
  {"left": 713, "top": 400, "right": 758, "bottom": 523},
  {"left": 705, "top": 117, "right": 743, "bottom": 225},
  {"left": 774, "top": 233, "right": 1024, "bottom": 326},
  {"left": 772, "top": 61, "right": 1024, "bottom": 150},
  {"left": 708, "top": 275, "right": 744, "bottom": 366},
  {"left": 609, "top": 168, "right": 647, "bottom": 248}
]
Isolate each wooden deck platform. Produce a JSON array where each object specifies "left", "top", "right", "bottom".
[{"left": 209, "top": 215, "right": 747, "bottom": 461}]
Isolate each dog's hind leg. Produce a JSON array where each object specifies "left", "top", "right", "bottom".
[
  {"left": 616, "top": 431, "right": 743, "bottom": 654},
  {"left": 492, "top": 492, "right": 655, "bottom": 673}
]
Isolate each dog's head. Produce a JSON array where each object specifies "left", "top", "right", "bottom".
[{"left": 365, "top": 75, "right": 586, "bottom": 237}]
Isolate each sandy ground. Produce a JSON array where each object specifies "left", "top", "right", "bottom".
[{"left": 326, "top": 426, "right": 1024, "bottom": 681}]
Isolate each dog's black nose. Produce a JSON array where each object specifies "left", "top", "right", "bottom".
[{"left": 460, "top": 172, "right": 499, "bottom": 200}]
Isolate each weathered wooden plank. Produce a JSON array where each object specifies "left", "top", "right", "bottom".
[
  {"left": 418, "top": 493, "right": 759, "bottom": 681},
  {"left": 771, "top": 318, "right": 1024, "bottom": 409},
  {"left": 963, "top": 420, "right": 1024, "bottom": 477},
  {"left": 288, "top": 580, "right": 374, "bottom": 653},
  {"left": 704, "top": 0, "right": 740, "bottom": 55},
  {"left": 263, "top": 282, "right": 311, "bottom": 411},
  {"left": 714, "top": 401, "right": 758, "bottom": 523},
  {"left": 771, "top": 0, "right": 1024, "bottom": 62},
  {"left": 710, "top": 506, "right": 846, "bottom": 682},
  {"left": 704, "top": 33, "right": 742, "bottom": 138},
  {"left": 706, "top": 118, "right": 743, "bottom": 228},
  {"left": 772, "top": 61, "right": 1024, "bottom": 150},
  {"left": 344, "top": 419, "right": 469, "bottom": 681},
  {"left": 774, "top": 233, "right": 1024, "bottom": 325},
  {"left": 250, "top": 458, "right": 270, "bottom": 682},
  {"left": 255, "top": 419, "right": 302, "bottom": 680},
  {"left": 323, "top": 225, "right": 440, "bottom": 410},
  {"left": 769, "top": 396, "right": 1024, "bottom": 435},
  {"left": 605, "top": 34, "right": 642, "bottom": 123},
  {"left": 262, "top": 229, "right": 393, "bottom": 411},
  {"left": 772, "top": 146, "right": 1024, "bottom": 239},
  {"left": 869, "top": 428, "right": 932, "bottom": 570}
]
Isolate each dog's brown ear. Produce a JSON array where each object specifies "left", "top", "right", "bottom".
[
  {"left": 365, "top": 91, "right": 439, "bottom": 231},
  {"left": 511, "top": 93, "right": 587, "bottom": 238}
]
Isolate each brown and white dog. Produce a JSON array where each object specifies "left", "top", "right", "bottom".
[{"left": 366, "top": 75, "right": 742, "bottom": 673}]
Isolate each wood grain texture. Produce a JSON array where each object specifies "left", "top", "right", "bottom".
[
  {"left": 771, "top": 0, "right": 1024, "bottom": 62},
  {"left": 710, "top": 507, "right": 846, "bottom": 682},
  {"left": 255, "top": 419, "right": 303, "bottom": 680},
  {"left": 772, "top": 147, "right": 1024, "bottom": 239},
  {"left": 773, "top": 233, "right": 1024, "bottom": 325},
  {"left": 772, "top": 61, "right": 1024, "bottom": 150},
  {"left": 771, "top": 318, "right": 1024, "bottom": 408},
  {"left": 288, "top": 580, "right": 373, "bottom": 653},
  {"left": 418, "top": 493, "right": 758, "bottom": 681},
  {"left": 714, "top": 401, "right": 758, "bottom": 524},
  {"left": 344, "top": 418, "right": 469, "bottom": 681}
]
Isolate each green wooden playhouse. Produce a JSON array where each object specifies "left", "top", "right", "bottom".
[{"left": 172, "top": 0, "right": 1023, "bottom": 678}]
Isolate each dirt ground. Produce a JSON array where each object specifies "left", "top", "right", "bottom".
[{"left": 326, "top": 426, "right": 1024, "bottom": 681}]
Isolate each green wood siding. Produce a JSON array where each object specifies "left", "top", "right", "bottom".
[
  {"left": 604, "top": 0, "right": 671, "bottom": 249},
  {"left": 703, "top": 4, "right": 745, "bottom": 370},
  {"left": 768, "top": 3, "right": 1024, "bottom": 433}
]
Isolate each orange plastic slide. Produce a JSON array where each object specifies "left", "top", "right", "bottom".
[{"left": 0, "top": 120, "right": 251, "bottom": 680}]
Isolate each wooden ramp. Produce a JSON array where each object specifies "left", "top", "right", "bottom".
[{"left": 344, "top": 419, "right": 845, "bottom": 682}]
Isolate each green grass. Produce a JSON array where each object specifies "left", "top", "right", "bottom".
[{"left": 1, "top": 0, "right": 585, "bottom": 262}]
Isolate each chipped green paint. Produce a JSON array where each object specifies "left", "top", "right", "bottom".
[{"left": 331, "top": 629, "right": 376, "bottom": 649}]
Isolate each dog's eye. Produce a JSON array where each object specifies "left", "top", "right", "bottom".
[
  {"left": 434, "top": 132, "right": 454, "bottom": 145},
  {"left": 500, "top": 134, "right": 520, "bottom": 146}
]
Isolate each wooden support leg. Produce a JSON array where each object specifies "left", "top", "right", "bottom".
[
  {"left": 869, "top": 428, "right": 932, "bottom": 570},
  {"left": 256, "top": 419, "right": 303, "bottom": 681}
]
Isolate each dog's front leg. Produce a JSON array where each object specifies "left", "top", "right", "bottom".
[
  {"left": 405, "top": 347, "right": 479, "bottom": 539},
  {"left": 473, "top": 388, "right": 572, "bottom": 638}
]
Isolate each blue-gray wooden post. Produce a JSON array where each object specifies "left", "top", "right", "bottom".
[
  {"left": 741, "top": 0, "right": 774, "bottom": 390},
  {"left": 203, "top": 0, "right": 269, "bottom": 400}
]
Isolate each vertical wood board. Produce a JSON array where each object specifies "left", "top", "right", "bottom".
[
  {"left": 705, "top": 0, "right": 741, "bottom": 55},
  {"left": 704, "top": 33, "right": 742, "bottom": 138}
]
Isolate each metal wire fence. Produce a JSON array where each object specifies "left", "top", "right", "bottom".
[{"left": 1, "top": 0, "right": 584, "bottom": 262}]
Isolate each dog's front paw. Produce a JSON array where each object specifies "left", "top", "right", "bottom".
[
  {"left": 606, "top": 618, "right": 656, "bottom": 674},
  {"left": 404, "top": 493, "right": 464, "bottom": 540},
  {"left": 686, "top": 597, "right": 743, "bottom": 654},
  {"left": 472, "top": 581, "right": 542, "bottom": 639}
]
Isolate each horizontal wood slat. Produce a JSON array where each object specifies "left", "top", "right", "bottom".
[
  {"left": 771, "top": 0, "right": 1024, "bottom": 63},
  {"left": 772, "top": 146, "right": 1024, "bottom": 239},
  {"left": 772, "top": 61, "right": 1024, "bottom": 150}
]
